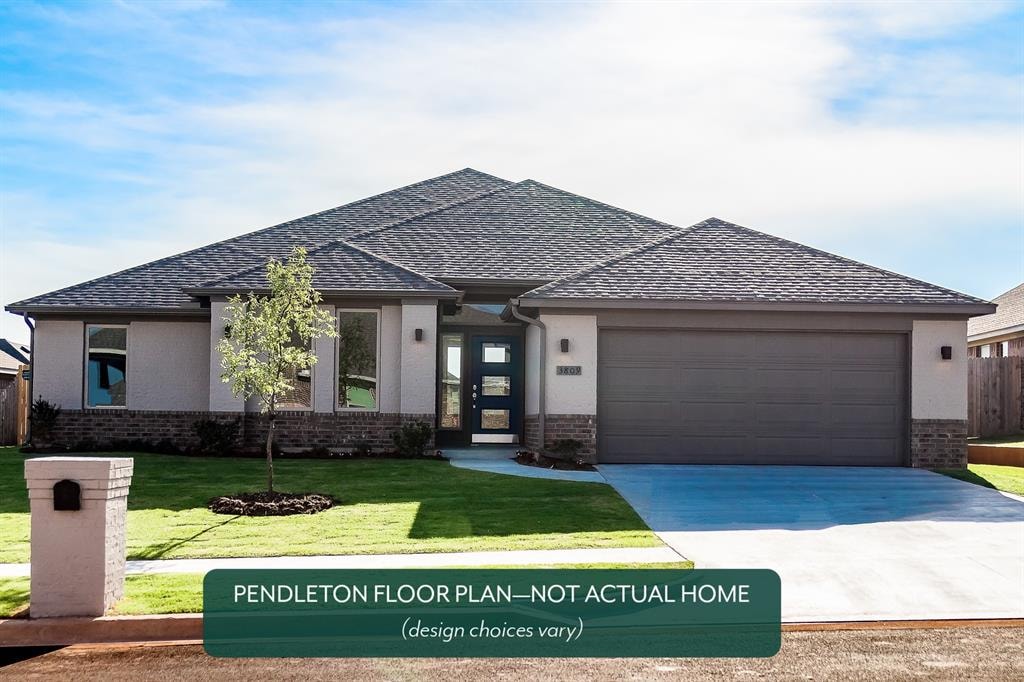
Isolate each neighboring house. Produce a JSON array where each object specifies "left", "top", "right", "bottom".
[
  {"left": 6, "top": 169, "right": 995, "bottom": 467},
  {"left": 967, "top": 283, "right": 1024, "bottom": 358},
  {"left": 0, "top": 338, "right": 30, "bottom": 387}
]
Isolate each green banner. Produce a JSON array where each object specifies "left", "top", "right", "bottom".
[{"left": 203, "top": 568, "right": 780, "bottom": 658}]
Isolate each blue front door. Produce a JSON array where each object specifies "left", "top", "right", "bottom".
[{"left": 470, "top": 335, "right": 522, "bottom": 443}]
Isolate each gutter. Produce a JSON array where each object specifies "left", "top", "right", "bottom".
[
  {"left": 507, "top": 298, "right": 545, "bottom": 452},
  {"left": 22, "top": 313, "right": 34, "bottom": 445}
]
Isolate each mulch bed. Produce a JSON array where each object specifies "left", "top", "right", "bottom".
[
  {"left": 208, "top": 491, "right": 335, "bottom": 516},
  {"left": 514, "top": 452, "right": 596, "bottom": 472}
]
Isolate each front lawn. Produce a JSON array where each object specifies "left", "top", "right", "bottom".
[
  {"left": 969, "top": 436, "right": 1024, "bottom": 447},
  {"left": 936, "top": 463, "right": 1024, "bottom": 496},
  {"left": 0, "top": 448, "right": 659, "bottom": 563}
]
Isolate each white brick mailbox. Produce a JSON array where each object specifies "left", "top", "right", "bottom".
[{"left": 24, "top": 457, "right": 134, "bottom": 618}]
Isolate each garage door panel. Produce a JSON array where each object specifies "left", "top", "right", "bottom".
[
  {"left": 755, "top": 367, "right": 826, "bottom": 391},
  {"left": 756, "top": 333, "right": 829, "bottom": 361},
  {"left": 755, "top": 402, "right": 826, "bottom": 426},
  {"left": 831, "top": 403, "right": 900, "bottom": 428},
  {"left": 678, "top": 401, "right": 750, "bottom": 424},
  {"left": 598, "top": 330, "right": 906, "bottom": 466},
  {"left": 679, "top": 367, "right": 750, "bottom": 391},
  {"left": 831, "top": 369, "right": 901, "bottom": 392}
]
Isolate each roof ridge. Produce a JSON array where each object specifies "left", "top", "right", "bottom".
[
  {"left": 9, "top": 169, "right": 507, "bottom": 307},
  {"left": 346, "top": 181, "right": 522, "bottom": 240},
  {"left": 518, "top": 179, "right": 679, "bottom": 231},
  {"left": 196, "top": 238, "right": 455, "bottom": 292},
  {"left": 704, "top": 218, "right": 991, "bottom": 305},
  {"left": 521, "top": 219, "right": 709, "bottom": 297}
]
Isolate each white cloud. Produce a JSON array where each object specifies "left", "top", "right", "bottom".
[{"left": 2, "top": 1, "right": 1021, "bottom": 342}]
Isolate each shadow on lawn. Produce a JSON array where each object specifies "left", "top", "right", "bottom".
[
  {"left": 934, "top": 468, "right": 998, "bottom": 491},
  {"left": 133, "top": 515, "right": 240, "bottom": 559}
]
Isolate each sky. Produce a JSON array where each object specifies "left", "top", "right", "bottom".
[{"left": 1, "top": 0, "right": 1022, "bottom": 343}]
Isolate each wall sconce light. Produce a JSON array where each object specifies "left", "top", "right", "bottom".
[
  {"left": 560, "top": 338, "right": 570, "bottom": 353},
  {"left": 415, "top": 328, "right": 424, "bottom": 342},
  {"left": 940, "top": 346, "right": 952, "bottom": 360}
]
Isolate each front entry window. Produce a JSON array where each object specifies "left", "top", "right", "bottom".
[
  {"left": 481, "top": 376, "right": 510, "bottom": 396},
  {"left": 86, "top": 325, "right": 127, "bottom": 407},
  {"left": 440, "top": 333, "right": 463, "bottom": 429},
  {"left": 482, "top": 342, "right": 511, "bottom": 363},
  {"left": 337, "top": 310, "right": 379, "bottom": 410}
]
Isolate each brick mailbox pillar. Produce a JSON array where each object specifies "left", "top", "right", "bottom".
[{"left": 24, "top": 457, "right": 134, "bottom": 618}]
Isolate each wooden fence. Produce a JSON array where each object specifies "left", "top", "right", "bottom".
[
  {"left": 968, "top": 357, "right": 1023, "bottom": 438},
  {"left": 0, "top": 365, "right": 29, "bottom": 446}
]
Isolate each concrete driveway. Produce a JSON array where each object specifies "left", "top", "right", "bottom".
[{"left": 599, "top": 465, "right": 1024, "bottom": 622}]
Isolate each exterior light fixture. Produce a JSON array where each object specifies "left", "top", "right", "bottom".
[
  {"left": 415, "top": 328, "right": 424, "bottom": 342},
  {"left": 940, "top": 346, "right": 952, "bottom": 360},
  {"left": 560, "top": 338, "right": 570, "bottom": 353}
]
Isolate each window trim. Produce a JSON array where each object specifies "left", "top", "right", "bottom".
[
  {"left": 83, "top": 323, "right": 129, "bottom": 410},
  {"left": 335, "top": 308, "right": 381, "bottom": 412}
]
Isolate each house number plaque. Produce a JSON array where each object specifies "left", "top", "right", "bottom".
[{"left": 556, "top": 366, "right": 582, "bottom": 376}]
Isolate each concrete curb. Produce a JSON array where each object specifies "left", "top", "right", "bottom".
[
  {"left": 0, "top": 614, "right": 202, "bottom": 647},
  {"left": 2, "top": 614, "right": 1020, "bottom": 648}
]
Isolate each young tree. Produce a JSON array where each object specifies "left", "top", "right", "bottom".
[{"left": 217, "top": 247, "right": 336, "bottom": 492}]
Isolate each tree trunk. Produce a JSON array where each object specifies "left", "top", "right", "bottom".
[{"left": 265, "top": 413, "right": 275, "bottom": 493}]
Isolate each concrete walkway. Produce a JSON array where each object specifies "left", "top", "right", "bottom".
[
  {"left": 0, "top": 546, "right": 683, "bottom": 578},
  {"left": 444, "top": 445, "right": 606, "bottom": 482},
  {"left": 600, "top": 465, "right": 1024, "bottom": 623}
]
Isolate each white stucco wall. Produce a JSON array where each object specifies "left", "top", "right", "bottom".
[
  {"left": 525, "top": 324, "right": 541, "bottom": 415},
  {"left": 209, "top": 300, "right": 243, "bottom": 411},
  {"left": 128, "top": 320, "right": 209, "bottom": 411},
  {"left": 911, "top": 319, "right": 968, "bottom": 420},
  {"left": 33, "top": 320, "right": 84, "bottom": 409},
  {"left": 540, "top": 313, "right": 597, "bottom": 414},
  {"left": 312, "top": 304, "right": 336, "bottom": 413},
  {"left": 399, "top": 301, "right": 437, "bottom": 414},
  {"left": 379, "top": 304, "right": 402, "bottom": 413}
]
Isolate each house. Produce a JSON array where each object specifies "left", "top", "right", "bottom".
[
  {"left": 0, "top": 338, "right": 30, "bottom": 387},
  {"left": 968, "top": 283, "right": 1024, "bottom": 358},
  {"left": 6, "top": 169, "right": 995, "bottom": 467}
]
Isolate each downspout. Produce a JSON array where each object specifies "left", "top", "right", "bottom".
[
  {"left": 22, "top": 313, "right": 35, "bottom": 445},
  {"left": 508, "top": 299, "right": 545, "bottom": 452}
]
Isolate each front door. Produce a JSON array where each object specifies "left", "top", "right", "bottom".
[{"left": 470, "top": 335, "right": 522, "bottom": 443}]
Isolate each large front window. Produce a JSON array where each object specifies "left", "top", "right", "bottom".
[
  {"left": 86, "top": 325, "right": 127, "bottom": 407},
  {"left": 278, "top": 331, "right": 312, "bottom": 410},
  {"left": 337, "top": 310, "right": 379, "bottom": 410}
]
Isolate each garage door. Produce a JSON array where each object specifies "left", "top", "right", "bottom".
[{"left": 598, "top": 330, "right": 907, "bottom": 465}]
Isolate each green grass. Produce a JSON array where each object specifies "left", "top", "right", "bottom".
[
  {"left": 969, "top": 436, "right": 1024, "bottom": 447},
  {"left": 0, "top": 562, "right": 694, "bottom": 617},
  {"left": 0, "top": 447, "right": 659, "bottom": 564},
  {"left": 935, "top": 463, "right": 1024, "bottom": 496}
]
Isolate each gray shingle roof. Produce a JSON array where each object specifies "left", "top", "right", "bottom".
[
  {"left": 193, "top": 240, "right": 455, "bottom": 295},
  {"left": 7, "top": 171, "right": 991, "bottom": 313},
  {"left": 349, "top": 180, "right": 678, "bottom": 281},
  {"left": 7, "top": 168, "right": 508, "bottom": 310},
  {"left": 968, "top": 283, "right": 1024, "bottom": 337},
  {"left": 521, "top": 218, "right": 990, "bottom": 306}
]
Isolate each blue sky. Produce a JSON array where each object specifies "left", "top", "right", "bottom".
[{"left": 1, "top": 0, "right": 1022, "bottom": 342}]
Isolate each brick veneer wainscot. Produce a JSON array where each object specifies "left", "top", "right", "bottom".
[
  {"left": 910, "top": 419, "right": 968, "bottom": 469},
  {"left": 524, "top": 413, "right": 598, "bottom": 462},
  {"left": 45, "top": 410, "right": 434, "bottom": 453}
]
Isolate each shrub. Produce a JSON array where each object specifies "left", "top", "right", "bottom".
[
  {"left": 352, "top": 439, "right": 373, "bottom": 457},
  {"left": 29, "top": 398, "right": 61, "bottom": 443},
  {"left": 547, "top": 438, "right": 585, "bottom": 464},
  {"left": 192, "top": 418, "right": 241, "bottom": 456},
  {"left": 391, "top": 420, "right": 433, "bottom": 457}
]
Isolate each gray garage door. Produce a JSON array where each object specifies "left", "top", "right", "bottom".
[{"left": 598, "top": 330, "right": 907, "bottom": 465}]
